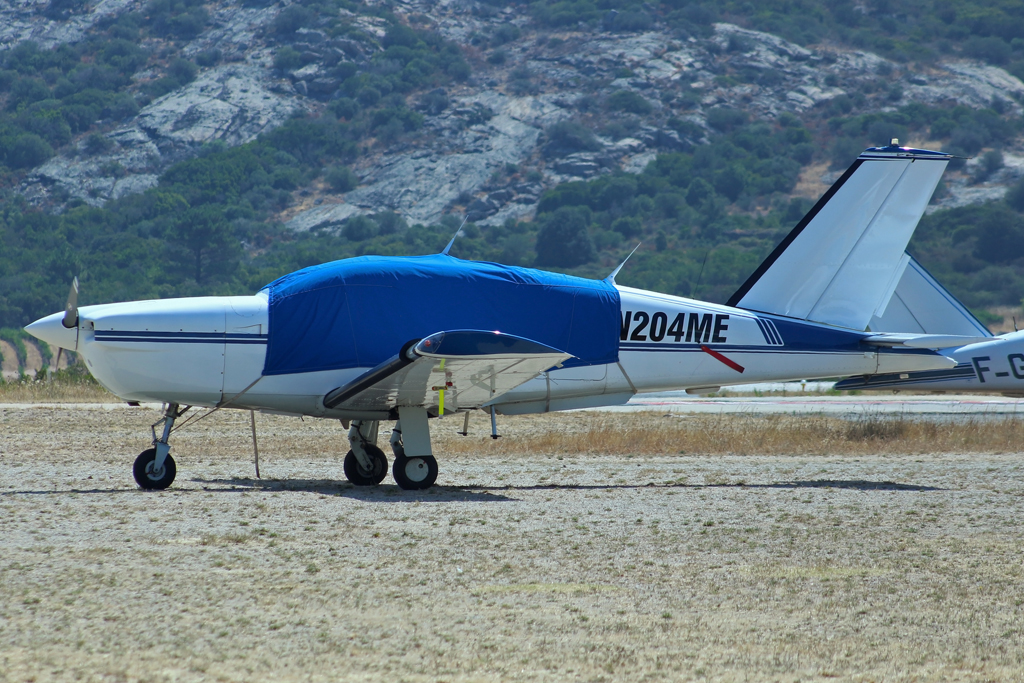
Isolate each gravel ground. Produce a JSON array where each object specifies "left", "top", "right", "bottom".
[{"left": 1, "top": 405, "right": 1023, "bottom": 682}]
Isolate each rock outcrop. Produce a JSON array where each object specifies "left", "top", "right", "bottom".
[
  {"left": 0, "top": 0, "right": 136, "bottom": 51},
  {"left": 22, "top": 64, "right": 305, "bottom": 206}
]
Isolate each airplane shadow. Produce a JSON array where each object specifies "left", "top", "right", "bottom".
[
  {"left": 0, "top": 479, "right": 942, "bottom": 498},
  {"left": 193, "top": 477, "right": 513, "bottom": 502},
  {"left": 461, "top": 479, "right": 945, "bottom": 493}
]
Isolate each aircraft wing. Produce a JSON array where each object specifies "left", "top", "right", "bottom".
[{"left": 323, "top": 330, "right": 572, "bottom": 414}]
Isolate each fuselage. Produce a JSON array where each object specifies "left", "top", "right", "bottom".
[{"left": 27, "top": 283, "right": 954, "bottom": 418}]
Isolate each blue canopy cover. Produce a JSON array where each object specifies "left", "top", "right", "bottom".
[{"left": 261, "top": 254, "right": 621, "bottom": 376}]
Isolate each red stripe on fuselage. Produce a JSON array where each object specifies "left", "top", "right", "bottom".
[{"left": 700, "top": 345, "right": 745, "bottom": 373}]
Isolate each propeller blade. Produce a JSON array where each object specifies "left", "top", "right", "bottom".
[{"left": 61, "top": 277, "right": 79, "bottom": 329}]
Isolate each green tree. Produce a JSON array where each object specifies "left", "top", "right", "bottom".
[
  {"left": 174, "top": 205, "right": 239, "bottom": 284},
  {"left": 535, "top": 206, "right": 595, "bottom": 267}
]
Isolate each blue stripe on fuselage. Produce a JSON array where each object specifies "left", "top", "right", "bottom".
[{"left": 94, "top": 330, "right": 267, "bottom": 345}]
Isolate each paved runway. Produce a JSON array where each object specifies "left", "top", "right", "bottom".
[{"left": 609, "top": 390, "right": 1024, "bottom": 416}]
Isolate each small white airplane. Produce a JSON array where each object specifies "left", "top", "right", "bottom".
[
  {"left": 835, "top": 253, "right": 1024, "bottom": 396},
  {"left": 26, "top": 142, "right": 980, "bottom": 491}
]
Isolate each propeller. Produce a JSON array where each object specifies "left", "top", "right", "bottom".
[
  {"left": 53, "top": 277, "right": 79, "bottom": 376},
  {"left": 61, "top": 277, "right": 79, "bottom": 329}
]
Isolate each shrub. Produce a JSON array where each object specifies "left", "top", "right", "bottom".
[
  {"left": 545, "top": 120, "right": 601, "bottom": 154},
  {"left": 271, "top": 5, "right": 315, "bottom": 38},
  {"left": 342, "top": 215, "right": 378, "bottom": 241},
  {"left": 167, "top": 58, "right": 198, "bottom": 85},
  {"left": 325, "top": 166, "right": 358, "bottom": 192},
  {"left": 329, "top": 97, "right": 360, "bottom": 120},
  {"left": 195, "top": 49, "right": 221, "bottom": 68},
  {"left": 145, "top": 0, "right": 208, "bottom": 39},
  {"left": 356, "top": 86, "right": 381, "bottom": 106},
  {"left": 374, "top": 211, "right": 407, "bottom": 235},
  {"left": 7, "top": 133, "right": 54, "bottom": 168},
  {"left": 417, "top": 89, "right": 448, "bottom": 115},
  {"left": 274, "top": 47, "right": 303, "bottom": 72},
  {"left": 974, "top": 204, "right": 1024, "bottom": 264},
  {"left": 82, "top": 132, "right": 113, "bottom": 156},
  {"left": 706, "top": 107, "right": 747, "bottom": 132},
  {"left": 963, "top": 36, "right": 1011, "bottom": 65},
  {"left": 614, "top": 11, "right": 653, "bottom": 32},
  {"left": 492, "top": 24, "right": 521, "bottom": 45},
  {"left": 606, "top": 89, "right": 653, "bottom": 115},
  {"left": 686, "top": 177, "right": 713, "bottom": 207},
  {"left": 446, "top": 60, "right": 471, "bottom": 81},
  {"left": 382, "top": 24, "right": 419, "bottom": 49},
  {"left": 1006, "top": 179, "right": 1024, "bottom": 212}
]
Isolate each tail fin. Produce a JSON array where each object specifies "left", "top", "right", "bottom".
[
  {"left": 727, "top": 144, "right": 951, "bottom": 330},
  {"left": 869, "top": 253, "right": 993, "bottom": 337}
]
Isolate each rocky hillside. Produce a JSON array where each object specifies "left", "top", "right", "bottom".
[
  {"left": 3, "top": 0, "right": 1024, "bottom": 333},
  {"left": 11, "top": 1, "right": 1024, "bottom": 224}
]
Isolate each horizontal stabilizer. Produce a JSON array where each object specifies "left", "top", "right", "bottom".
[
  {"left": 870, "top": 253, "right": 993, "bottom": 337},
  {"left": 728, "top": 145, "right": 951, "bottom": 330},
  {"left": 861, "top": 333, "right": 991, "bottom": 349},
  {"left": 323, "top": 330, "right": 572, "bottom": 414}
]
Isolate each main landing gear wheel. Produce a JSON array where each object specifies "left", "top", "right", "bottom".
[
  {"left": 133, "top": 448, "right": 177, "bottom": 490},
  {"left": 392, "top": 455, "right": 438, "bottom": 490},
  {"left": 343, "top": 445, "right": 389, "bottom": 486}
]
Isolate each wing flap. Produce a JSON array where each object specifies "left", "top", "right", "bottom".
[{"left": 323, "top": 330, "right": 572, "bottom": 414}]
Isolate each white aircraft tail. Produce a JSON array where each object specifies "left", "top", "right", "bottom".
[
  {"left": 727, "top": 144, "right": 951, "bottom": 330},
  {"left": 869, "top": 253, "right": 993, "bottom": 337}
]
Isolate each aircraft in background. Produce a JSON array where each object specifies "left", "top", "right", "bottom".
[
  {"left": 26, "top": 142, "right": 979, "bottom": 491},
  {"left": 835, "top": 253, "right": 1024, "bottom": 396}
]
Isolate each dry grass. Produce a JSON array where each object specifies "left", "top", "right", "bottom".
[
  {"left": 435, "top": 411, "right": 1024, "bottom": 457},
  {"left": 0, "top": 379, "right": 113, "bottom": 402}
]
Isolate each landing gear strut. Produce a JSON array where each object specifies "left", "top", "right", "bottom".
[
  {"left": 390, "top": 408, "right": 438, "bottom": 490},
  {"left": 134, "top": 403, "right": 186, "bottom": 490},
  {"left": 343, "top": 420, "right": 388, "bottom": 486}
]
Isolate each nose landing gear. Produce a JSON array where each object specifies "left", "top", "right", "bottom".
[
  {"left": 343, "top": 420, "right": 389, "bottom": 486},
  {"left": 133, "top": 403, "right": 187, "bottom": 490}
]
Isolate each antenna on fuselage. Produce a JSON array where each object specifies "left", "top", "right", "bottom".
[
  {"left": 605, "top": 243, "right": 641, "bottom": 284},
  {"left": 441, "top": 215, "right": 469, "bottom": 256},
  {"left": 691, "top": 250, "right": 709, "bottom": 299}
]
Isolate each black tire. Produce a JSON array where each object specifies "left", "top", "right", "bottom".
[
  {"left": 343, "top": 445, "right": 388, "bottom": 486},
  {"left": 392, "top": 455, "right": 438, "bottom": 490},
  {"left": 133, "top": 448, "right": 176, "bottom": 490}
]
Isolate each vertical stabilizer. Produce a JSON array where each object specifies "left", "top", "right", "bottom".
[
  {"left": 727, "top": 144, "right": 951, "bottom": 330},
  {"left": 870, "top": 253, "right": 993, "bottom": 337}
]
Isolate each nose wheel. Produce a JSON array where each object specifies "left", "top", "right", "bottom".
[
  {"left": 392, "top": 455, "right": 438, "bottom": 490},
  {"left": 133, "top": 403, "right": 185, "bottom": 490},
  {"left": 343, "top": 445, "right": 389, "bottom": 485},
  {"left": 133, "top": 448, "right": 177, "bottom": 490}
]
